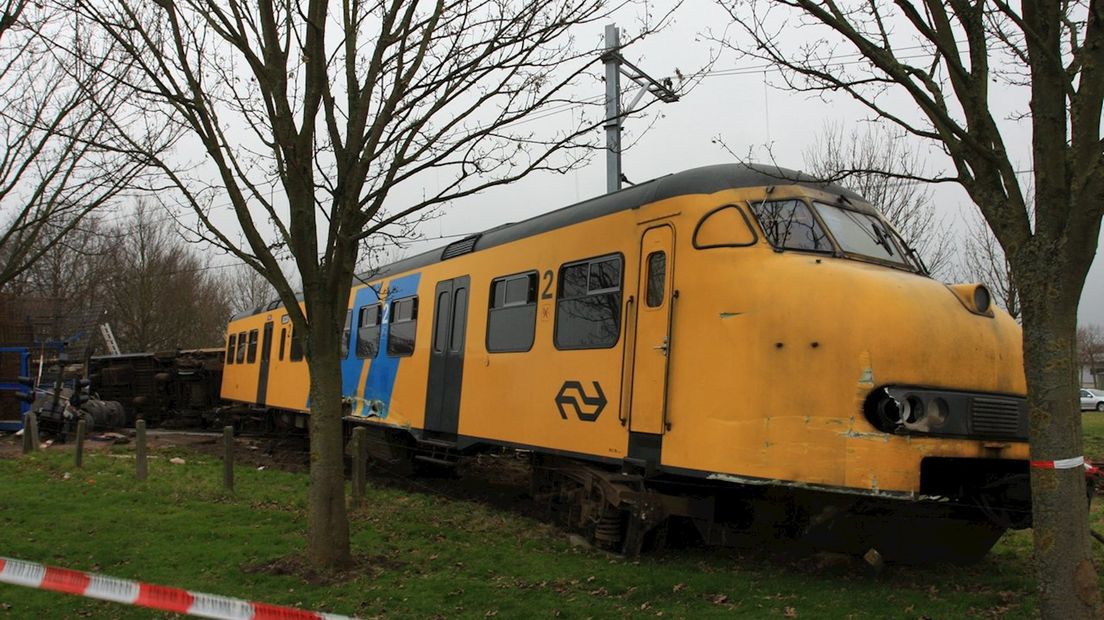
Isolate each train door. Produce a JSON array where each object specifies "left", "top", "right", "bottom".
[
  {"left": 256, "top": 320, "right": 274, "bottom": 405},
  {"left": 628, "top": 226, "right": 675, "bottom": 462},
  {"left": 425, "top": 275, "right": 470, "bottom": 438}
]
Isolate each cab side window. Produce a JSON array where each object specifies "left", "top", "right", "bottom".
[
  {"left": 226, "top": 334, "right": 236, "bottom": 364},
  {"left": 750, "top": 199, "right": 831, "bottom": 252},
  {"left": 487, "top": 271, "right": 538, "bottom": 352},
  {"left": 357, "top": 304, "right": 383, "bottom": 358},
  {"left": 290, "top": 329, "right": 304, "bottom": 362},
  {"left": 387, "top": 297, "right": 418, "bottom": 357},
  {"left": 235, "top": 331, "right": 247, "bottom": 363},
  {"left": 554, "top": 255, "right": 622, "bottom": 350},
  {"left": 341, "top": 310, "right": 352, "bottom": 359},
  {"left": 247, "top": 329, "right": 259, "bottom": 363}
]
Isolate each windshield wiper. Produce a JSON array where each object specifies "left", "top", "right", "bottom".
[{"left": 870, "top": 222, "right": 895, "bottom": 256}]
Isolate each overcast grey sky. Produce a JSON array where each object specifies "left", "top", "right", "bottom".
[
  {"left": 176, "top": 2, "right": 1101, "bottom": 327},
  {"left": 367, "top": 4, "right": 1104, "bottom": 328}
]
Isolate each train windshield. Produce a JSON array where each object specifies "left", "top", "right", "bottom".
[
  {"left": 812, "top": 202, "right": 909, "bottom": 266},
  {"left": 748, "top": 199, "right": 833, "bottom": 253}
]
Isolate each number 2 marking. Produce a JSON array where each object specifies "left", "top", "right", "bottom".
[{"left": 541, "top": 270, "right": 554, "bottom": 300}]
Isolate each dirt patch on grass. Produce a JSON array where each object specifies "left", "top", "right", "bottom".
[
  {"left": 0, "top": 429, "right": 132, "bottom": 459},
  {"left": 174, "top": 431, "right": 311, "bottom": 473},
  {"left": 242, "top": 553, "right": 402, "bottom": 585}
]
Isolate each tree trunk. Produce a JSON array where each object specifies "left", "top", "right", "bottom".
[
  {"left": 1020, "top": 281, "right": 1103, "bottom": 619},
  {"left": 304, "top": 305, "right": 353, "bottom": 569}
]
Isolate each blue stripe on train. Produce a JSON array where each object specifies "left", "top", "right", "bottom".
[
  {"left": 340, "top": 284, "right": 382, "bottom": 400},
  {"left": 339, "top": 272, "right": 421, "bottom": 418}
]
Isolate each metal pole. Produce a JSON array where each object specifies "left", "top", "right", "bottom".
[
  {"left": 604, "top": 24, "right": 622, "bottom": 194},
  {"left": 75, "top": 418, "right": 86, "bottom": 468},
  {"left": 351, "top": 427, "right": 367, "bottom": 509},
  {"left": 223, "top": 426, "right": 234, "bottom": 492},
  {"left": 135, "top": 419, "right": 148, "bottom": 481}
]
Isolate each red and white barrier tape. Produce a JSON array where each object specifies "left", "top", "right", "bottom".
[
  {"left": 1030, "top": 455, "right": 1086, "bottom": 470},
  {"left": 0, "top": 557, "right": 353, "bottom": 620},
  {"left": 1028, "top": 454, "right": 1090, "bottom": 467}
]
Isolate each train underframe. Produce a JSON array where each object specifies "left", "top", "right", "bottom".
[{"left": 344, "top": 420, "right": 1039, "bottom": 565}]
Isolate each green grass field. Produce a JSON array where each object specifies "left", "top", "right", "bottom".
[
  {"left": 0, "top": 420, "right": 1102, "bottom": 619},
  {"left": 1084, "top": 411, "right": 1104, "bottom": 461}
]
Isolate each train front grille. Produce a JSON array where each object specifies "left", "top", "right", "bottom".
[{"left": 970, "top": 396, "right": 1022, "bottom": 437}]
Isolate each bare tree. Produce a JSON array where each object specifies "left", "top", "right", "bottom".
[
  {"left": 102, "top": 204, "right": 231, "bottom": 352},
  {"left": 4, "top": 214, "right": 114, "bottom": 309},
  {"left": 0, "top": 2, "right": 151, "bottom": 289},
  {"left": 225, "top": 263, "right": 278, "bottom": 317},
  {"left": 76, "top": 0, "right": 680, "bottom": 568},
  {"left": 715, "top": 1, "right": 1104, "bottom": 615},
  {"left": 802, "top": 123, "right": 954, "bottom": 277},
  {"left": 1077, "top": 324, "right": 1104, "bottom": 387},
  {"left": 960, "top": 214, "right": 1020, "bottom": 319}
]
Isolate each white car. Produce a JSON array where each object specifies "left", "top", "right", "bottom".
[{"left": 1080, "top": 389, "right": 1104, "bottom": 411}]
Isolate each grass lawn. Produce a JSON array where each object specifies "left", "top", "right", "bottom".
[
  {"left": 1084, "top": 412, "right": 1104, "bottom": 461},
  {"left": 0, "top": 426, "right": 1102, "bottom": 619}
]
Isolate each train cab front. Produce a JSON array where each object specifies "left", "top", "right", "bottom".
[{"left": 667, "top": 183, "right": 1034, "bottom": 559}]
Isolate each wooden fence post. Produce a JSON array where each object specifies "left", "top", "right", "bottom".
[
  {"left": 21, "top": 413, "right": 36, "bottom": 454},
  {"left": 351, "top": 427, "right": 367, "bottom": 509},
  {"left": 223, "top": 426, "right": 234, "bottom": 492},
  {"left": 135, "top": 419, "right": 148, "bottom": 481},
  {"left": 75, "top": 419, "right": 86, "bottom": 468}
]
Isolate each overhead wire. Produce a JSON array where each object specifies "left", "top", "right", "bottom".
[{"left": 68, "top": 41, "right": 1025, "bottom": 279}]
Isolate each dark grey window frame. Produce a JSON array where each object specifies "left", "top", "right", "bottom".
[
  {"left": 289, "top": 329, "right": 304, "bottom": 362},
  {"left": 486, "top": 270, "right": 539, "bottom": 353},
  {"left": 692, "top": 204, "right": 759, "bottom": 249},
  {"left": 553, "top": 253, "right": 624, "bottom": 351},
  {"left": 645, "top": 252, "right": 666, "bottom": 308},
  {"left": 247, "top": 329, "right": 259, "bottom": 363},
  {"left": 356, "top": 303, "right": 383, "bottom": 359},
  {"left": 387, "top": 296, "right": 418, "bottom": 357},
  {"left": 748, "top": 198, "right": 834, "bottom": 255},
  {"left": 236, "top": 331, "right": 247, "bottom": 363}
]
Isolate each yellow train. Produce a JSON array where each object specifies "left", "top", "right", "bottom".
[{"left": 221, "top": 164, "right": 1030, "bottom": 561}]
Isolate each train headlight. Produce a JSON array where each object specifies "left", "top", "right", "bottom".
[
  {"left": 873, "top": 390, "right": 949, "bottom": 433},
  {"left": 947, "top": 283, "right": 995, "bottom": 317},
  {"left": 973, "top": 285, "right": 991, "bottom": 314}
]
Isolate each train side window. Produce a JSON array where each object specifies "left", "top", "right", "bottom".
[
  {"left": 357, "top": 304, "right": 383, "bottom": 358},
  {"left": 290, "top": 329, "right": 304, "bottom": 362},
  {"left": 693, "top": 205, "right": 758, "bottom": 248},
  {"left": 450, "top": 287, "right": 467, "bottom": 353},
  {"left": 278, "top": 327, "right": 286, "bottom": 361},
  {"left": 433, "top": 291, "right": 450, "bottom": 353},
  {"left": 487, "top": 271, "right": 537, "bottom": 353},
  {"left": 341, "top": 310, "right": 352, "bottom": 359},
  {"left": 236, "top": 331, "right": 247, "bottom": 363},
  {"left": 645, "top": 252, "right": 666, "bottom": 308},
  {"left": 749, "top": 199, "right": 831, "bottom": 252},
  {"left": 555, "top": 254, "right": 622, "bottom": 350},
  {"left": 247, "top": 329, "right": 259, "bottom": 363},
  {"left": 226, "top": 334, "right": 236, "bottom": 364},
  {"left": 387, "top": 296, "right": 418, "bottom": 357}
]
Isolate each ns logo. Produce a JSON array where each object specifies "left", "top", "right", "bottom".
[{"left": 555, "top": 380, "right": 607, "bottom": 422}]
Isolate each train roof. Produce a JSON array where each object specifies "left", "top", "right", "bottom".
[
  {"left": 361, "top": 163, "right": 864, "bottom": 280},
  {"left": 234, "top": 163, "right": 864, "bottom": 319}
]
